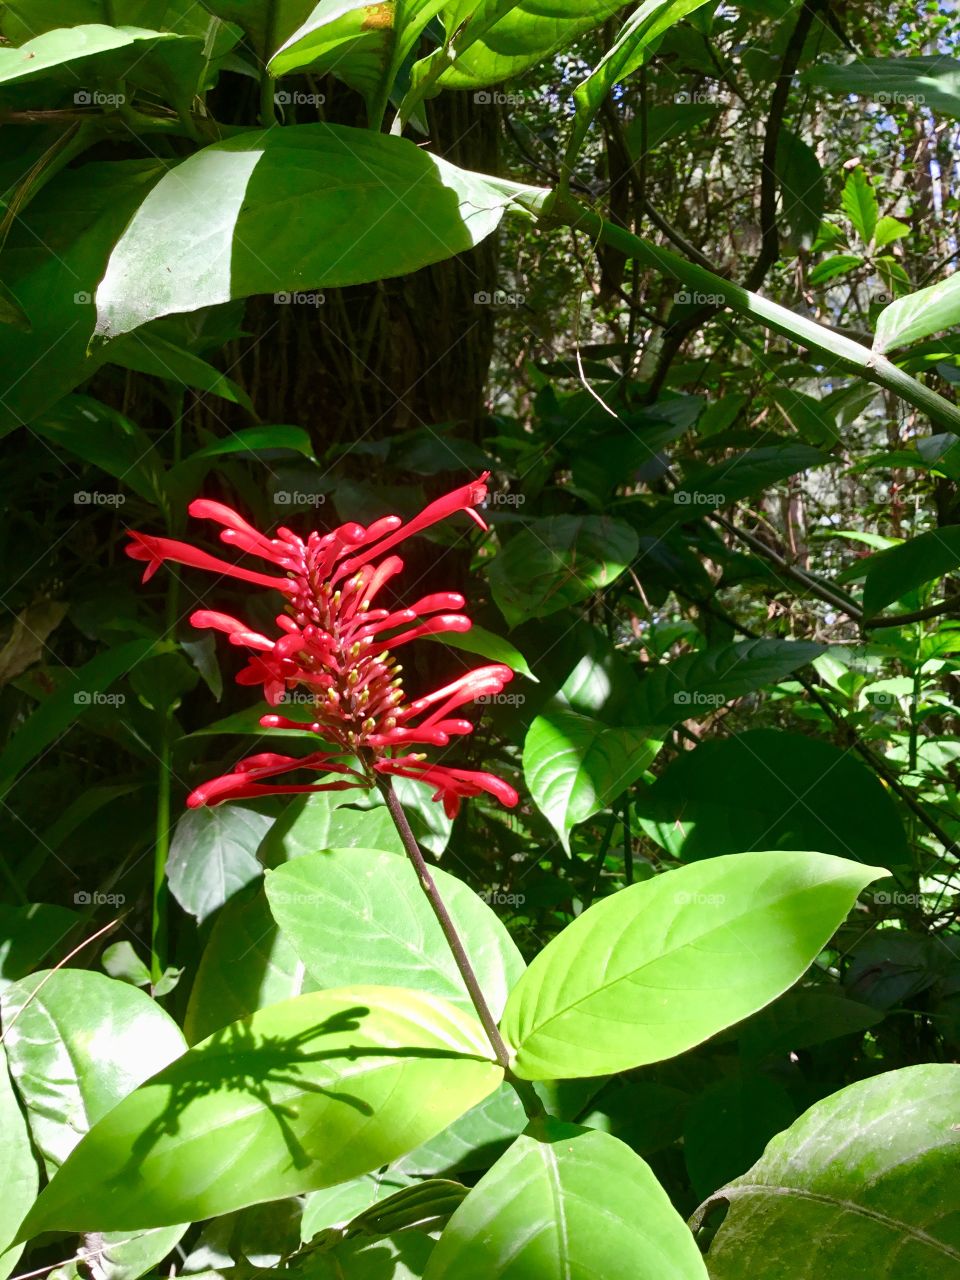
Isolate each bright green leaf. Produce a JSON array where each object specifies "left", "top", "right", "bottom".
[
  {"left": 167, "top": 803, "right": 274, "bottom": 922},
  {"left": 841, "top": 167, "right": 878, "bottom": 246},
  {"left": 20, "top": 986, "right": 503, "bottom": 1234},
  {"left": 874, "top": 272, "right": 960, "bottom": 354},
  {"left": 500, "top": 851, "right": 885, "bottom": 1079}
]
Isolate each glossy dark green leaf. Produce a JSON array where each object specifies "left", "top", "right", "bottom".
[
  {"left": 676, "top": 444, "right": 830, "bottom": 506},
  {"left": 861, "top": 527, "right": 960, "bottom": 615},
  {"left": 108, "top": 331, "right": 256, "bottom": 412},
  {"left": 423, "top": 1119, "right": 708, "bottom": 1278},
  {"left": 0, "top": 1042, "right": 36, "bottom": 1280},
  {"left": 94, "top": 125, "right": 533, "bottom": 341},
  {"left": 186, "top": 425, "right": 315, "bottom": 461},
  {"left": 775, "top": 129, "right": 824, "bottom": 248},
  {"left": 737, "top": 989, "right": 882, "bottom": 1061},
  {"left": 698, "top": 1064, "right": 960, "bottom": 1278},
  {"left": 2, "top": 969, "right": 186, "bottom": 1174},
  {"left": 683, "top": 1073, "right": 795, "bottom": 1200},
  {"left": 427, "top": 626, "right": 538, "bottom": 682},
  {"left": 500, "top": 851, "right": 885, "bottom": 1079},
  {"left": 21, "top": 986, "right": 502, "bottom": 1234},
  {"left": 29, "top": 395, "right": 164, "bottom": 503},
  {"left": 0, "top": 903, "right": 78, "bottom": 990},
  {"left": 635, "top": 728, "right": 911, "bottom": 867},
  {"left": 630, "top": 639, "right": 823, "bottom": 726},
  {"left": 167, "top": 803, "right": 274, "bottom": 922},
  {"left": 522, "top": 703, "right": 662, "bottom": 850},
  {"left": 807, "top": 55, "right": 960, "bottom": 118},
  {"left": 266, "top": 848, "right": 524, "bottom": 1019},
  {"left": 0, "top": 639, "right": 157, "bottom": 799},
  {"left": 488, "top": 515, "right": 638, "bottom": 628}
]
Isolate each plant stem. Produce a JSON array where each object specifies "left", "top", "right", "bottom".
[
  {"left": 151, "top": 717, "right": 172, "bottom": 986},
  {"left": 376, "top": 776, "right": 545, "bottom": 1118},
  {"left": 540, "top": 192, "right": 960, "bottom": 433}
]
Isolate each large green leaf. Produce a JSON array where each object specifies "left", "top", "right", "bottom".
[
  {"left": 682, "top": 1073, "right": 795, "bottom": 1200},
  {"left": 0, "top": 1, "right": 221, "bottom": 39},
  {"left": 522, "top": 703, "right": 662, "bottom": 851},
  {"left": 0, "top": 903, "right": 79, "bottom": 991},
  {"left": 393, "top": 1082, "right": 527, "bottom": 1177},
  {"left": 631, "top": 639, "right": 824, "bottom": 725},
  {"left": 0, "top": 639, "right": 157, "bottom": 799},
  {"left": 30, "top": 394, "right": 164, "bottom": 504},
  {"left": 200, "top": 0, "right": 317, "bottom": 59},
  {"left": 257, "top": 790, "right": 404, "bottom": 865},
  {"left": 93, "top": 124, "right": 537, "bottom": 341},
  {"left": 0, "top": 160, "right": 164, "bottom": 432},
  {"left": 488, "top": 515, "right": 638, "bottom": 628},
  {"left": 167, "top": 803, "right": 274, "bottom": 923},
  {"left": 1, "top": 969, "right": 186, "bottom": 1175},
  {"left": 423, "top": 1119, "right": 708, "bottom": 1278},
  {"left": 184, "top": 882, "right": 319, "bottom": 1043},
  {"left": 676, "top": 443, "right": 831, "bottom": 506},
  {"left": 434, "top": 1, "right": 619, "bottom": 90},
  {"left": 698, "top": 1064, "right": 960, "bottom": 1277},
  {"left": 0, "top": 1041, "right": 37, "bottom": 1280},
  {"left": 499, "top": 851, "right": 885, "bottom": 1080},
  {"left": 265, "top": 847, "right": 525, "bottom": 1019},
  {"left": 874, "top": 272, "right": 960, "bottom": 354},
  {"left": 565, "top": 0, "right": 712, "bottom": 171},
  {"left": 21, "top": 986, "right": 502, "bottom": 1234},
  {"left": 861, "top": 527, "right": 960, "bottom": 615},
  {"left": 841, "top": 167, "right": 878, "bottom": 246},
  {"left": 635, "top": 728, "right": 911, "bottom": 867},
  {"left": 807, "top": 55, "right": 960, "bottom": 119},
  {"left": 270, "top": 0, "right": 446, "bottom": 126}
]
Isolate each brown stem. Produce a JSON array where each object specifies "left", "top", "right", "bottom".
[{"left": 375, "top": 776, "right": 545, "bottom": 1117}]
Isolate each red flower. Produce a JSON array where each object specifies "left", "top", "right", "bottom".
[{"left": 126, "top": 475, "right": 519, "bottom": 819}]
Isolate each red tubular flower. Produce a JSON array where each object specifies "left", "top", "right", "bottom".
[{"left": 125, "top": 473, "right": 519, "bottom": 818}]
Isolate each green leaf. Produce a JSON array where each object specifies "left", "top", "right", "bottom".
[
  {"left": 1, "top": 969, "right": 186, "bottom": 1175},
  {"left": 565, "top": 0, "right": 712, "bottom": 170},
  {"left": 0, "top": 160, "right": 164, "bottom": 433},
  {"left": 257, "top": 791, "right": 403, "bottom": 866},
  {"left": 423, "top": 1119, "right": 708, "bottom": 1278},
  {"left": 0, "top": 23, "right": 206, "bottom": 113},
  {"left": 393, "top": 1082, "right": 527, "bottom": 1177},
  {"left": 167, "top": 803, "right": 274, "bottom": 922},
  {"left": 433, "top": 1, "right": 620, "bottom": 90},
  {"left": 698, "top": 1064, "right": 960, "bottom": 1277},
  {"left": 873, "top": 214, "right": 911, "bottom": 248},
  {"left": 775, "top": 129, "right": 824, "bottom": 248},
  {"left": 20, "top": 986, "right": 503, "bottom": 1234},
  {"left": 0, "top": 639, "right": 157, "bottom": 799},
  {"left": 29, "top": 395, "right": 164, "bottom": 503},
  {"left": 737, "top": 989, "right": 882, "bottom": 1062},
  {"left": 302, "top": 1170, "right": 417, "bottom": 1241},
  {"left": 500, "top": 850, "right": 885, "bottom": 1080},
  {"left": 874, "top": 272, "right": 960, "bottom": 354},
  {"left": 0, "top": 1041, "right": 37, "bottom": 1280},
  {"left": 488, "top": 515, "right": 638, "bottom": 628},
  {"left": 841, "top": 167, "right": 878, "bottom": 246},
  {"left": 806, "top": 55, "right": 960, "bottom": 119},
  {"left": 102, "top": 941, "right": 153, "bottom": 988},
  {"left": 288, "top": 1231, "right": 436, "bottom": 1278},
  {"left": 266, "top": 848, "right": 524, "bottom": 1018},
  {"left": 108, "top": 331, "right": 256, "bottom": 412},
  {"left": 636, "top": 728, "right": 911, "bottom": 867},
  {"left": 427, "top": 625, "right": 538, "bottom": 682},
  {"left": 522, "top": 703, "right": 661, "bottom": 851},
  {"left": 682, "top": 1073, "right": 795, "bottom": 1200},
  {"left": 772, "top": 388, "right": 839, "bottom": 446},
  {"left": 270, "top": 0, "right": 446, "bottom": 127},
  {"left": 676, "top": 443, "right": 830, "bottom": 507},
  {"left": 631, "top": 639, "right": 824, "bottom": 725},
  {"left": 861, "top": 527, "right": 960, "bottom": 615},
  {"left": 808, "top": 253, "right": 863, "bottom": 286},
  {"left": 94, "top": 124, "right": 535, "bottom": 341},
  {"left": 0, "top": 903, "right": 78, "bottom": 990},
  {"left": 185, "top": 425, "right": 315, "bottom": 461},
  {"left": 184, "top": 883, "right": 318, "bottom": 1044},
  {"left": 199, "top": 0, "right": 318, "bottom": 61}
]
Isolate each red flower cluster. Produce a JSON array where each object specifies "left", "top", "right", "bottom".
[{"left": 126, "top": 474, "right": 519, "bottom": 819}]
